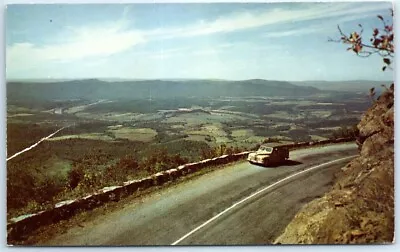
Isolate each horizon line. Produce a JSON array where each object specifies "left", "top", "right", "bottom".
[{"left": 5, "top": 78, "right": 394, "bottom": 83}]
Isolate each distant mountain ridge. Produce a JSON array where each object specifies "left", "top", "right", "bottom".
[
  {"left": 291, "top": 80, "right": 393, "bottom": 93},
  {"left": 7, "top": 79, "right": 321, "bottom": 101}
]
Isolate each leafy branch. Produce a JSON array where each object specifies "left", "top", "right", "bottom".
[{"left": 328, "top": 9, "right": 394, "bottom": 71}]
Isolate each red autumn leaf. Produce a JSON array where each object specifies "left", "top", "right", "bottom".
[
  {"left": 383, "top": 58, "right": 391, "bottom": 65},
  {"left": 354, "top": 44, "right": 362, "bottom": 53},
  {"left": 373, "top": 39, "right": 382, "bottom": 47},
  {"left": 385, "top": 25, "right": 393, "bottom": 32}
]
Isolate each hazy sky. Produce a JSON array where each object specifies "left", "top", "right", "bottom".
[{"left": 6, "top": 2, "right": 394, "bottom": 81}]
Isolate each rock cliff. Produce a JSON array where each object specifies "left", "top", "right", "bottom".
[{"left": 275, "top": 85, "right": 394, "bottom": 244}]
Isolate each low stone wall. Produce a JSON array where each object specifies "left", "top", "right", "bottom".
[{"left": 7, "top": 137, "right": 355, "bottom": 241}]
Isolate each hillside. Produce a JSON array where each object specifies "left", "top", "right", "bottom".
[
  {"left": 7, "top": 79, "right": 320, "bottom": 101},
  {"left": 274, "top": 85, "right": 394, "bottom": 244}
]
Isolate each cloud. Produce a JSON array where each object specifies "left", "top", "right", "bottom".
[
  {"left": 145, "top": 2, "right": 389, "bottom": 39},
  {"left": 145, "top": 43, "right": 238, "bottom": 60},
  {"left": 262, "top": 4, "right": 392, "bottom": 39},
  {"left": 190, "top": 48, "right": 220, "bottom": 56},
  {"left": 262, "top": 23, "right": 337, "bottom": 38},
  {"left": 263, "top": 27, "right": 323, "bottom": 38},
  {"left": 6, "top": 21, "right": 145, "bottom": 75}
]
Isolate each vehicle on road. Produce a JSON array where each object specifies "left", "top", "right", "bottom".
[{"left": 247, "top": 143, "right": 289, "bottom": 166}]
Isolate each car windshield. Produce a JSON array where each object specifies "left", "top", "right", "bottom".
[{"left": 259, "top": 146, "right": 273, "bottom": 152}]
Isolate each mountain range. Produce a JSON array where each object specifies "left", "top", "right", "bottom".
[{"left": 7, "top": 79, "right": 321, "bottom": 101}]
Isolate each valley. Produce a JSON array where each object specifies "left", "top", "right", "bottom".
[{"left": 6, "top": 79, "right": 369, "bottom": 220}]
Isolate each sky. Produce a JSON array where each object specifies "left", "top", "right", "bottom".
[{"left": 5, "top": 1, "right": 394, "bottom": 81}]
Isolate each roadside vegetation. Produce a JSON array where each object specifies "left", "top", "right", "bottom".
[
  {"left": 7, "top": 123, "right": 59, "bottom": 155},
  {"left": 7, "top": 130, "right": 245, "bottom": 218},
  {"left": 330, "top": 125, "right": 359, "bottom": 139}
]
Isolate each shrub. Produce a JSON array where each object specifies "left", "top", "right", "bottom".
[
  {"left": 331, "top": 125, "right": 359, "bottom": 139},
  {"left": 68, "top": 165, "right": 85, "bottom": 189}
]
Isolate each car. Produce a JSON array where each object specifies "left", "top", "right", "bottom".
[{"left": 247, "top": 143, "right": 289, "bottom": 166}]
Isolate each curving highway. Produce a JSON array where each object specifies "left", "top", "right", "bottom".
[{"left": 40, "top": 143, "right": 358, "bottom": 246}]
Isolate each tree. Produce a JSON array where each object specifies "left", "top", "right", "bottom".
[
  {"left": 329, "top": 9, "right": 394, "bottom": 71},
  {"left": 68, "top": 164, "right": 85, "bottom": 189}
]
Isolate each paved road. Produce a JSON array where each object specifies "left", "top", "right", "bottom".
[{"left": 42, "top": 143, "right": 358, "bottom": 246}]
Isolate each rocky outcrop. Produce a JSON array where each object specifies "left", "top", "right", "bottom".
[{"left": 275, "top": 85, "right": 394, "bottom": 244}]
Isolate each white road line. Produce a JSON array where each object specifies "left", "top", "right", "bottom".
[
  {"left": 171, "top": 155, "right": 357, "bottom": 245},
  {"left": 7, "top": 127, "right": 66, "bottom": 161}
]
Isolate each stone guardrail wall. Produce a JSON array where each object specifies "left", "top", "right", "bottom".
[{"left": 7, "top": 137, "right": 355, "bottom": 241}]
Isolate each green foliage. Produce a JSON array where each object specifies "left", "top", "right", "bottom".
[
  {"left": 331, "top": 125, "right": 359, "bottom": 139},
  {"left": 7, "top": 123, "right": 58, "bottom": 156},
  {"left": 140, "top": 149, "right": 188, "bottom": 173},
  {"left": 287, "top": 129, "right": 312, "bottom": 142},
  {"left": 200, "top": 146, "right": 217, "bottom": 159},
  {"left": 68, "top": 165, "right": 85, "bottom": 189},
  {"left": 305, "top": 118, "right": 360, "bottom": 129},
  {"left": 65, "top": 148, "right": 189, "bottom": 194},
  {"left": 60, "top": 121, "right": 111, "bottom": 135},
  {"left": 7, "top": 162, "right": 65, "bottom": 216},
  {"left": 200, "top": 144, "right": 243, "bottom": 159},
  {"left": 263, "top": 137, "right": 281, "bottom": 143},
  {"left": 252, "top": 127, "right": 280, "bottom": 137}
]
